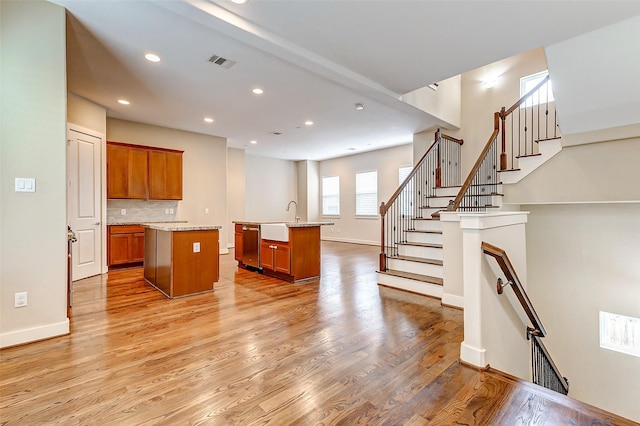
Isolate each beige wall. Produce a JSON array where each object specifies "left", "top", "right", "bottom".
[
  {"left": 319, "top": 144, "right": 412, "bottom": 245},
  {"left": 1, "top": 1, "right": 69, "bottom": 347},
  {"left": 504, "top": 137, "right": 640, "bottom": 204},
  {"left": 526, "top": 203, "right": 640, "bottom": 422},
  {"left": 244, "top": 155, "right": 297, "bottom": 222},
  {"left": 227, "top": 148, "right": 245, "bottom": 248},
  {"left": 67, "top": 93, "right": 106, "bottom": 134},
  {"left": 402, "top": 74, "right": 462, "bottom": 129},
  {"left": 296, "top": 160, "right": 320, "bottom": 223},
  {"left": 107, "top": 118, "right": 229, "bottom": 249}
]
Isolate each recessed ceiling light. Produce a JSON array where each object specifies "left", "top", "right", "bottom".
[
  {"left": 250, "top": 140, "right": 257, "bottom": 144},
  {"left": 145, "top": 53, "right": 160, "bottom": 63},
  {"left": 204, "top": 117, "right": 214, "bottom": 123},
  {"left": 118, "top": 99, "right": 130, "bottom": 105},
  {"left": 305, "top": 121, "right": 314, "bottom": 126},
  {"left": 230, "top": 0, "right": 247, "bottom": 4},
  {"left": 355, "top": 103, "right": 364, "bottom": 111},
  {"left": 252, "top": 88, "right": 264, "bottom": 95}
]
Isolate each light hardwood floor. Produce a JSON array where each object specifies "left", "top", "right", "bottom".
[{"left": 1, "top": 242, "right": 636, "bottom": 425}]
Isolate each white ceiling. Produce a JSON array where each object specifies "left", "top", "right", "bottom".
[{"left": 55, "top": 0, "right": 640, "bottom": 161}]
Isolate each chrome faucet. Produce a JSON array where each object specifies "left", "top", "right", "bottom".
[{"left": 286, "top": 200, "right": 300, "bottom": 223}]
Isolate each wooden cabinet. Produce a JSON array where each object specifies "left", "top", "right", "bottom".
[
  {"left": 234, "top": 224, "right": 243, "bottom": 262},
  {"left": 144, "top": 228, "right": 219, "bottom": 299},
  {"left": 108, "top": 225, "right": 145, "bottom": 266},
  {"left": 107, "top": 142, "right": 183, "bottom": 200},
  {"left": 107, "top": 144, "right": 148, "bottom": 199},
  {"left": 260, "top": 240, "right": 291, "bottom": 275},
  {"left": 149, "top": 150, "right": 183, "bottom": 200}
]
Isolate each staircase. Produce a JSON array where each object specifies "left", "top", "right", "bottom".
[{"left": 377, "top": 131, "right": 463, "bottom": 298}]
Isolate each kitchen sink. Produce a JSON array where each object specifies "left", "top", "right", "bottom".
[{"left": 261, "top": 223, "right": 289, "bottom": 242}]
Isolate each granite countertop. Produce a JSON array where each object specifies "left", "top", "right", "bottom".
[
  {"left": 142, "top": 222, "right": 222, "bottom": 231},
  {"left": 108, "top": 220, "right": 188, "bottom": 226},
  {"left": 233, "top": 221, "right": 334, "bottom": 227}
]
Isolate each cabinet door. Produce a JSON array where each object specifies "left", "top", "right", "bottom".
[
  {"left": 131, "top": 232, "right": 145, "bottom": 262},
  {"left": 128, "top": 147, "right": 148, "bottom": 199},
  {"left": 148, "top": 150, "right": 165, "bottom": 199},
  {"left": 260, "top": 241, "right": 274, "bottom": 270},
  {"left": 164, "top": 151, "right": 183, "bottom": 200},
  {"left": 234, "top": 232, "right": 243, "bottom": 261},
  {"left": 107, "top": 144, "right": 129, "bottom": 198},
  {"left": 274, "top": 244, "right": 290, "bottom": 274},
  {"left": 109, "top": 234, "right": 132, "bottom": 265}
]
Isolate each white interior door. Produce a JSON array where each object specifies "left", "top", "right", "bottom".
[{"left": 68, "top": 129, "right": 102, "bottom": 281}]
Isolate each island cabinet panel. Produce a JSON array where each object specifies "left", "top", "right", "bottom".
[
  {"left": 261, "top": 241, "right": 290, "bottom": 273},
  {"left": 148, "top": 150, "right": 183, "bottom": 200},
  {"left": 144, "top": 227, "right": 219, "bottom": 299},
  {"left": 234, "top": 224, "right": 243, "bottom": 261},
  {"left": 259, "top": 240, "right": 275, "bottom": 271},
  {"left": 108, "top": 225, "right": 145, "bottom": 266},
  {"left": 290, "top": 226, "right": 321, "bottom": 279},
  {"left": 107, "top": 143, "right": 148, "bottom": 199}
]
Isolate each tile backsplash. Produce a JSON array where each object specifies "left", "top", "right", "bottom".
[{"left": 107, "top": 199, "right": 179, "bottom": 224}]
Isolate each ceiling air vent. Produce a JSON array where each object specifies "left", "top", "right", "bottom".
[
  {"left": 269, "top": 131, "right": 283, "bottom": 136},
  {"left": 207, "top": 54, "right": 236, "bottom": 70}
]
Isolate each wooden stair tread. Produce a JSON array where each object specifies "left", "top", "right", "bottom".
[
  {"left": 380, "top": 269, "right": 443, "bottom": 285},
  {"left": 412, "top": 217, "right": 440, "bottom": 221},
  {"left": 406, "top": 229, "right": 442, "bottom": 235},
  {"left": 516, "top": 153, "right": 542, "bottom": 159},
  {"left": 391, "top": 255, "right": 443, "bottom": 266},
  {"left": 535, "top": 136, "right": 561, "bottom": 143},
  {"left": 498, "top": 168, "right": 521, "bottom": 172},
  {"left": 399, "top": 242, "right": 443, "bottom": 249}
]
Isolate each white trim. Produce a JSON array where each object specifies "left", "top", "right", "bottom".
[
  {"left": 0, "top": 319, "right": 70, "bottom": 349},
  {"left": 442, "top": 293, "right": 464, "bottom": 309},
  {"left": 460, "top": 341, "right": 487, "bottom": 368},
  {"left": 458, "top": 211, "right": 528, "bottom": 230}
]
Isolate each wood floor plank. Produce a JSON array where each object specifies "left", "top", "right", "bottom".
[{"left": 1, "top": 241, "right": 636, "bottom": 425}]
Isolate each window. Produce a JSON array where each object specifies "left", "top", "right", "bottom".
[
  {"left": 355, "top": 171, "right": 378, "bottom": 216},
  {"left": 520, "top": 70, "right": 554, "bottom": 108},
  {"left": 600, "top": 311, "right": 640, "bottom": 358},
  {"left": 398, "top": 166, "right": 412, "bottom": 185},
  {"left": 322, "top": 176, "right": 340, "bottom": 215}
]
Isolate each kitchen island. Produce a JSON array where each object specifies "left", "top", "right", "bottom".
[
  {"left": 233, "top": 221, "right": 332, "bottom": 283},
  {"left": 143, "top": 223, "right": 221, "bottom": 299}
]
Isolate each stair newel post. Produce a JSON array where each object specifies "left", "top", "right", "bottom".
[
  {"left": 379, "top": 201, "right": 387, "bottom": 271},
  {"left": 435, "top": 128, "right": 442, "bottom": 188},
  {"left": 498, "top": 109, "right": 507, "bottom": 171}
]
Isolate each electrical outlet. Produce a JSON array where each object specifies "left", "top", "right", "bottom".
[
  {"left": 165, "top": 208, "right": 170, "bottom": 214},
  {"left": 15, "top": 292, "right": 27, "bottom": 308},
  {"left": 169, "top": 208, "right": 174, "bottom": 214},
  {"left": 193, "top": 242, "right": 201, "bottom": 253},
  {"left": 204, "top": 208, "right": 209, "bottom": 214},
  {"left": 120, "top": 209, "right": 126, "bottom": 215}
]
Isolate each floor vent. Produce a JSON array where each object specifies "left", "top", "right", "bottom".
[{"left": 207, "top": 54, "right": 236, "bottom": 69}]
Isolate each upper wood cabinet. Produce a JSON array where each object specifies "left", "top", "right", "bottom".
[
  {"left": 107, "top": 143, "right": 148, "bottom": 199},
  {"left": 107, "top": 142, "right": 183, "bottom": 200},
  {"left": 149, "top": 150, "right": 183, "bottom": 200}
]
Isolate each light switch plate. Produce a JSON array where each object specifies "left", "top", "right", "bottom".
[
  {"left": 15, "top": 178, "right": 36, "bottom": 192},
  {"left": 193, "top": 242, "right": 201, "bottom": 253}
]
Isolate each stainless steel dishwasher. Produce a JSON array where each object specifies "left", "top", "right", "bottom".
[{"left": 242, "top": 225, "right": 261, "bottom": 270}]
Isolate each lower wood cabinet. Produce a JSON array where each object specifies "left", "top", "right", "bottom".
[
  {"left": 234, "top": 224, "right": 243, "bottom": 262},
  {"left": 260, "top": 240, "right": 290, "bottom": 274},
  {"left": 108, "top": 225, "right": 145, "bottom": 266}
]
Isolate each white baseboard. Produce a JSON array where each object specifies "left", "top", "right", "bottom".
[
  {"left": 442, "top": 293, "right": 464, "bottom": 309},
  {"left": 460, "top": 341, "right": 487, "bottom": 368},
  {"left": 0, "top": 319, "right": 70, "bottom": 349},
  {"left": 321, "top": 236, "right": 378, "bottom": 246}
]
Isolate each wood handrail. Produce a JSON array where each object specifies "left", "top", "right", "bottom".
[
  {"left": 380, "top": 137, "right": 439, "bottom": 217},
  {"left": 450, "top": 113, "right": 500, "bottom": 211},
  {"left": 440, "top": 133, "right": 464, "bottom": 145},
  {"left": 502, "top": 74, "right": 551, "bottom": 117},
  {"left": 481, "top": 241, "right": 547, "bottom": 337}
]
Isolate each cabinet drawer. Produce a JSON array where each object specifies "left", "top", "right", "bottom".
[{"left": 109, "top": 225, "right": 144, "bottom": 234}]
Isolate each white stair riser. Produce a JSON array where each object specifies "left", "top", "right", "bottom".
[
  {"left": 462, "top": 194, "right": 502, "bottom": 208},
  {"left": 416, "top": 207, "right": 441, "bottom": 219},
  {"left": 406, "top": 232, "right": 442, "bottom": 245},
  {"left": 387, "top": 258, "right": 443, "bottom": 277},
  {"left": 413, "top": 220, "right": 443, "bottom": 232},
  {"left": 423, "top": 197, "right": 453, "bottom": 208},
  {"left": 398, "top": 244, "right": 443, "bottom": 260},
  {"left": 435, "top": 187, "right": 461, "bottom": 197},
  {"left": 377, "top": 273, "right": 443, "bottom": 299}
]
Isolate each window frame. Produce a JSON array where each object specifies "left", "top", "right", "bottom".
[
  {"left": 355, "top": 170, "right": 378, "bottom": 217},
  {"left": 520, "top": 70, "right": 554, "bottom": 108},
  {"left": 321, "top": 175, "right": 340, "bottom": 217}
]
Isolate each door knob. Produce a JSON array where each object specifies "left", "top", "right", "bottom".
[{"left": 94, "top": 222, "right": 101, "bottom": 226}]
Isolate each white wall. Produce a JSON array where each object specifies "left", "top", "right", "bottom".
[
  {"left": 319, "top": 144, "right": 412, "bottom": 245},
  {"left": 244, "top": 155, "right": 297, "bottom": 222},
  {"left": 526, "top": 203, "right": 640, "bottom": 422},
  {"left": 67, "top": 93, "right": 106, "bottom": 135},
  {"left": 296, "top": 160, "right": 320, "bottom": 223},
  {"left": 402, "top": 74, "right": 462, "bottom": 129},
  {"left": 1, "top": 0, "right": 69, "bottom": 347},
  {"left": 106, "top": 118, "right": 229, "bottom": 248}
]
